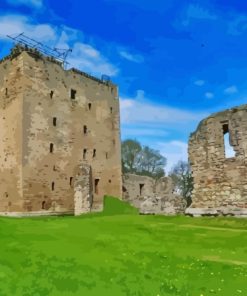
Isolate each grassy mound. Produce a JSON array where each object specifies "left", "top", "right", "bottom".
[{"left": 102, "top": 195, "right": 139, "bottom": 216}]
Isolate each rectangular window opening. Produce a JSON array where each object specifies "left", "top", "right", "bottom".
[
  {"left": 139, "top": 183, "right": 144, "bottom": 196},
  {"left": 83, "top": 125, "right": 87, "bottom": 134},
  {"left": 53, "top": 117, "right": 57, "bottom": 126},
  {"left": 106, "top": 152, "right": 108, "bottom": 159},
  {"left": 50, "top": 91, "right": 54, "bottom": 99},
  {"left": 50, "top": 143, "right": 54, "bottom": 153},
  {"left": 52, "top": 182, "right": 55, "bottom": 191},
  {"left": 93, "top": 149, "right": 96, "bottom": 158},
  {"left": 83, "top": 149, "right": 87, "bottom": 160},
  {"left": 5, "top": 88, "right": 8, "bottom": 96},
  {"left": 88, "top": 103, "right": 92, "bottom": 110},
  {"left": 223, "top": 124, "right": 236, "bottom": 158},
  {"left": 71, "top": 89, "right": 76, "bottom": 99},
  {"left": 70, "top": 177, "right": 73, "bottom": 187},
  {"left": 94, "top": 179, "right": 99, "bottom": 194},
  {"left": 110, "top": 107, "right": 113, "bottom": 113}
]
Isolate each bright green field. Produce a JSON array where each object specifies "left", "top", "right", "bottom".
[{"left": 0, "top": 197, "right": 247, "bottom": 296}]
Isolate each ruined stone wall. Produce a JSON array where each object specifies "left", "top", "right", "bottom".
[
  {"left": 74, "top": 164, "right": 92, "bottom": 216},
  {"left": 123, "top": 174, "right": 186, "bottom": 214},
  {"left": 188, "top": 105, "right": 247, "bottom": 216},
  {"left": 0, "top": 47, "right": 122, "bottom": 215}
]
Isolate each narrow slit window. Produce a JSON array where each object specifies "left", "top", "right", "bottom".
[
  {"left": 50, "top": 143, "right": 54, "bottom": 153},
  {"left": 110, "top": 107, "right": 113, "bottom": 113},
  {"left": 5, "top": 88, "right": 8, "bottom": 96},
  {"left": 106, "top": 152, "right": 108, "bottom": 159},
  {"left": 139, "top": 184, "right": 144, "bottom": 196},
  {"left": 88, "top": 103, "right": 92, "bottom": 110},
  {"left": 71, "top": 89, "right": 76, "bottom": 99},
  {"left": 42, "top": 201, "right": 46, "bottom": 209},
  {"left": 93, "top": 149, "right": 96, "bottom": 158},
  {"left": 223, "top": 124, "right": 236, "bottom": 158},
  {"left": 53, "top": 117, "right": 57, "bottom": 126},
  {"left": 52, "top": 182, "right": 55, "bottom": 191},
  {"left": 70, "top": 177, "right": 73, "bottom": 187},
  {"left": 83, "top": 125, "right": 87, "bottom": 134},
  {"left": 94, "top": 179, "right": 99, "bottom": 194},
  {"left": 50, "top": 91, "right": 54, "bottom": 99},
  {"left": 53, "top": 165, "right": 56, "bottom": 171},
  {"left": 83, "top": 149, "right": 87, "bottom": 160}
]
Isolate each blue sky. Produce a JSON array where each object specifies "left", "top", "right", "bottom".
[{"left": 0, "top": 0, "right": 247, "bottom": 171}]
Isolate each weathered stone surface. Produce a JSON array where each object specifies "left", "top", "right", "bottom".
[
  {"left": 123, "top": 174, "right": 186, "bottom": 215},
  {"left": 188, "top": 104, "right": 247, "bottom": 216},
  {"left": 74, "top": 164, "right": 92, "bottom": 216},
  {"left": 0, "top": 45, "right": 122, "bottom": 216}
]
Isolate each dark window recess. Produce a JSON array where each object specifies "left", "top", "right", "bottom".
[
  {"left": 94, "top": 179, "right": 100, "bottom": 194},
  {"left": 83, "top": 125, "right": 87, "bottom": 134},
  {"left": 71, "top": 89, "right": 76, "bottom": 99},
  {"left": 50, "top": 143, "right": 54, "bottom": 153},
  {"left": 70, "top": 177, "right": 73, "bottom": 186},
  {"left": 42, "top": 201, "right": 46, "bottom": 209},
  {"left": 5, "top": 88, "right": 8, "bottom": 96},
  {"left": 52, "top": 182, "right": 55, "bottom": 191},
  {"left": 83, "top": 149, "right": 87, "bottom": 160},
  {"left": 88, "top": 103, "right": 92, "bottom": 110},
  {"left": 139, "top": 184, "right": 144, "bottom": 195},
  {"left": 110, "top": 107, "right": 113, "bottom": 113},
  {"left": 106, "top": 152, "right": 108, "bottom": 159},
  {"left": 53, "top": 117, "right": 57, "bottom": 126},
  {"left": 93, "top": 149, "right": 96, "bottom": 158},
  {"left": 5, "top": 192, "right": 8, "bottom": 198},
  {"left": 108, "top": 179, "right": 111, "bottom": 183},
  {"left": 53, "top": 165, "right": 56, "bottom": 171},
  {"left": 122, "top": 186, "right": 127, "bottom": 192},
  {"left": 50, "top": 91, "right": 54, "bottom": 99},
  {"left": 222, "top": 123, "right": 236, "bottom": 158}
]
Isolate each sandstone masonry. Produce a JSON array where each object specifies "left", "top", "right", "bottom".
[
  {"left": 0, "top": 45, "right": 122, "bottom": 216},
  {"left": 123, "top": 174, "right": 186, "bottom": 214},
  {"left": 187, "top": 104, "right": 247, "bottom": 216}
]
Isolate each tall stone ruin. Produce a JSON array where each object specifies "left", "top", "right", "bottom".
[
  {"left": 187, "top": 104, "right": 247, "bottom": 216},
  {"left": 0, "top": 45, "right": 122, "bottom": 216}
]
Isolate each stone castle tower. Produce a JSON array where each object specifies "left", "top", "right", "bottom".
[{"left": 0, "top": 45, "right": 122, "bottom": 216}]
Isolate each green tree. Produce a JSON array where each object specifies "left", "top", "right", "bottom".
[
  {"left": 121, "top": 139, "right": 166, "bottom": 179},
  {"left": 169, "top": 161, "right": 193, "bottom": 206},
  {"left": 121, "top": 139, "right": 142, "bottom": 173}
]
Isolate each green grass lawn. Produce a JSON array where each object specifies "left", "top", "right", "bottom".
[{"left": 0, "top": 197, "right": 247, "bottom": 296}]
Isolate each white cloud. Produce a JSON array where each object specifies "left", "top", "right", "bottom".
[
  {"left": 181, "top": 4, "right": 217, "bottom": 27},
  {"left": 205, "top": 92, "right": 214, "bottom": 99},
  {"left": 186, "top": 4, "right": 217, "bottom": 20},
  {"left": 120, "top": 90, "right": 207, "bottom": 125},
  {"left": 119, "top": 50, "right": 143, "bottom": 63},
  {"left": 68, "top": 43, "right": 118, "bottom": 76},
  {"left": 0, "top": 15, "right": 56, "bottom": 41},
  {"left": 224, "top": 85, "right": 238, "bottom": 94},
  {"left": 6, "top": 0, "right": 42, "bottom": 8},
  {"left": 228, "top": 15, "right": 247, "bottom": 36},
  {"left": 0, "top": 14, "right": 118, "bottom": 77},
  {"left": 194, "top": 80, "right": 205, "bottom": 86},
  {"left": 156, "top": 141, "right": 188, "bottom": 173}
]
